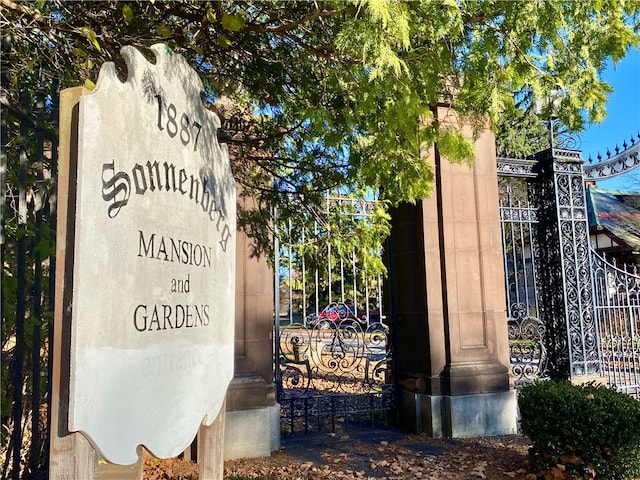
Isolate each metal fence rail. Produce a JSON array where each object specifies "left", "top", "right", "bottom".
[
  {"left": 498, "top": 153, "right": 640, "bottom": 398},
  {"left": 274, "top": 196, "right": 384, "bottom": 327}
]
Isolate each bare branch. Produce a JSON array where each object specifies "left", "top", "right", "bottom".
[{"left": 0, "top": 0, "right": 44, "bottom": 23}]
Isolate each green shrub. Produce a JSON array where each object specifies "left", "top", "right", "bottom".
[{"left": 518, "top": 380, "right": 640, "bottom": 479}]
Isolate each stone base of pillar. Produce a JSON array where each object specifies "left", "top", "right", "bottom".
[
  {"left": 399, "top": 389, "right": 518, "bottom": 438},
  {"left": 442, "top": 361, "right": 511, "bottom": 395},
  {"left": 444, "top": 390, "right": 518, "bottom": 437},
  {"left": 223, "top": 403, "right": 280, "bottom": 460},
  {"left": 400, "top": 390, "right": 445, "bottom": 437}
]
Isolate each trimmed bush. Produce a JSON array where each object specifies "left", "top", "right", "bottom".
[{"left": 518, "top": 380, "right": 640, "bottom": 479}]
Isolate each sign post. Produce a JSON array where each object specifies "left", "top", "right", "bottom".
[{"left": 50, "top": 44, "right": 236, "bottom": 479}]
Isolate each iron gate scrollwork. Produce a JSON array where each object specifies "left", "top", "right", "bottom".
[
  {"left": 499, "top": 149, "right": 604, "bottom": 383},
  {"left": 277, "top": 316, "right": 393, "bottom": 433},
  {"left": 507, "top": 304, "right": 546, "bottom": 386},
  {"left": 584, "top": 133, "right": 640, "bottom": 181},
  {"left": 532, "top": 150, "right": 602, "bottom": 378}
]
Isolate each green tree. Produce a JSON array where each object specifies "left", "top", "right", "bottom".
[
  {"left": 2, "top": 1, "right": 639, "bottom": 252},
  {"left": 494, "top": 89, "right": 551, "bottom": 158}
]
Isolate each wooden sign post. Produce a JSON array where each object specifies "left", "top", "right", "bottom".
[{"left": 50, "top": 45, "right": 236, "bottom": 479}]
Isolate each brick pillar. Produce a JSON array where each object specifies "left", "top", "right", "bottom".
[{"left": 389, "top": 107, "right": 517, "bottom": 437}]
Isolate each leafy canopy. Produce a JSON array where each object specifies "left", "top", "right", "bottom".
[{"left": 3, "top": 0, "right": 639, "bottom": 257}]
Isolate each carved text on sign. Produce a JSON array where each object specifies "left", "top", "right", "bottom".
[{"left": 69, "top": 44, "right": 236, "bottom": 465}]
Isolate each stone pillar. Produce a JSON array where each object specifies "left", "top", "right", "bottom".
[
  {"left": 222, "top": 193, "right": 280, "bottom": 460},
  {"left": 533, "top": 148, "right": 601, "bottom": 379},
  {"left": 389, "top": 107, "right": 517, "bottom": 437}
]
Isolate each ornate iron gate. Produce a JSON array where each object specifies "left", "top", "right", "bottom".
[
  {"left": 274, "top": 196, "right": 394, "bottom": 433},
  {"left": 278, "top": 319, "right": 393, "bottom": 433},
  {"left": 499, "top": 174, "right": 547, "bottom": 386},
  {"left": 498, "top": 139, "right": 640, "bottom": 397},
  {"left": 592, "top": 253, "right": 640, "bottom": 399}
]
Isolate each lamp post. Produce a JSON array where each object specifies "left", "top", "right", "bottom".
[{"left": 535, "top": 88, "right": 562, "bottom": 149}]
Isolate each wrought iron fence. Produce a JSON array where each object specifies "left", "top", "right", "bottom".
[
  {"left": 273, "top": 195, "right": 394, "bottom": 432},
  {"left": 274, "top": 195, "right": 385, "bottom": 327},
  {"left": 499, "top": 176, "right": 547, "bottom": 386},
  {"left": 1, "top": 78, "right": 59, "bottom": 479},
  {"left": 592, "top": 252, "right": 640, "bottom": 399},
  {"left": 584, "top": 133, "right": 640, "bottom": 181}
]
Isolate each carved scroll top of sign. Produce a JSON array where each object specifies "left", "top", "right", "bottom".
[{"left": 69, "top": 44, "right": 236, "bottom": 465}]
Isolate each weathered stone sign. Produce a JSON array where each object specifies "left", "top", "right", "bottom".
[{"left": 68, "top": 44, "right": 235, "bottom": 465}]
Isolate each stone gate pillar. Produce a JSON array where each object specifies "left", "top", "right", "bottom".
[
  {"left": 223, "top": 193, "right": 280, "bottom": 459},
  {"left": 533, "top": 148, "right": 601, "bottom": 379},
  {"left": 388, "top": 107, "right": 517, "bottom": 437}
]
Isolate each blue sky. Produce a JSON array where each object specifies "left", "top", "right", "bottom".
[{"left": 579, "top": 47, "right": 640, "bottom": 190}]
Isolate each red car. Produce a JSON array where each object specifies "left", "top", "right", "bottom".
[{"left": 307, "top": 302, "right": 380, "bottom": 328}]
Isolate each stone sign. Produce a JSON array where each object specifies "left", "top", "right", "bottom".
[{"left": 68, "top": 44, "right": 236, "bottom": 465}]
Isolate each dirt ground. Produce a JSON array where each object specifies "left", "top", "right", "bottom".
[{"left": 144, "top": 432, "right": 535, "bottom": 480}]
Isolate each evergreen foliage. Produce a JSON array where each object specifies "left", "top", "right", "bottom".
[{"left": 2, "top": 2, "right": 639, "bottom": 251}]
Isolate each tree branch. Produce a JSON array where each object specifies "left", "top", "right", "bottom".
[
  {"left": 243, "top": 7, "right": 343, "bottom": 34},
  {"left": 0, "top": 0, "right": 44, "bottom": 23}
]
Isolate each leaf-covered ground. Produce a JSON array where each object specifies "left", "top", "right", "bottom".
[{"left": 144, "top": 433, "right": 538, "bottom": 480}]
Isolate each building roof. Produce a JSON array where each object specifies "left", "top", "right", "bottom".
[{"left": 586, "top": 187, "right": 640, "bottom": 253}]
